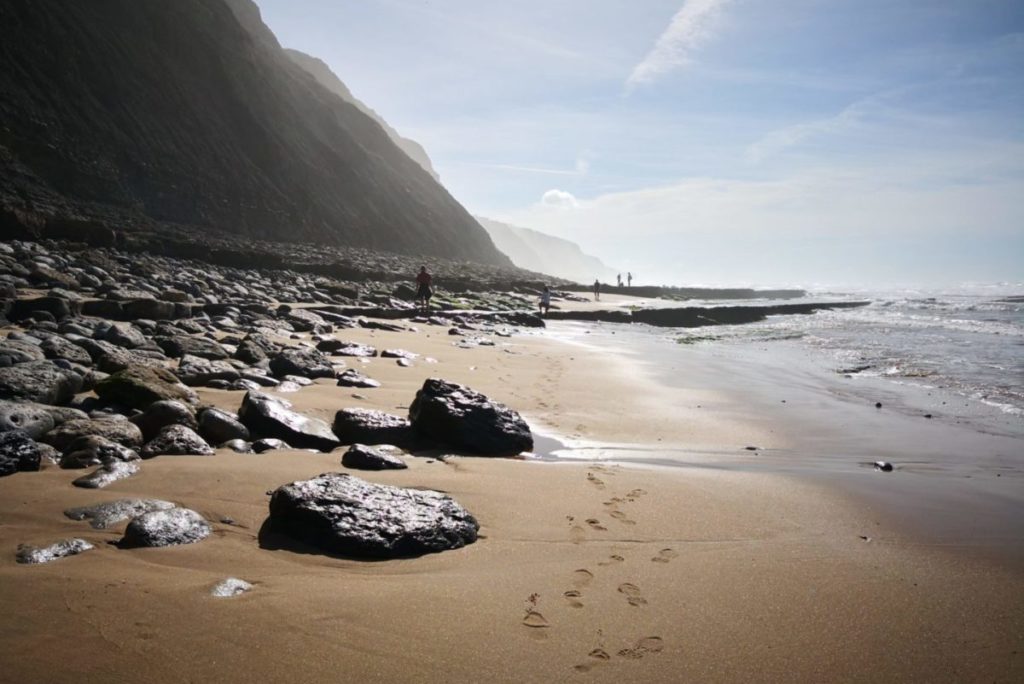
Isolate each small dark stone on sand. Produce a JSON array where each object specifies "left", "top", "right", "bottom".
[{"left": 874, "top": 461, "right": 894, "bottom": 472}]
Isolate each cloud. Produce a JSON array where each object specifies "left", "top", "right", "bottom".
[
  {"left": 627, "top": 0, "right": 733, "bottom": 89},
  {"left": 540, "top": 189, "right": 579, "bottom": 208}
]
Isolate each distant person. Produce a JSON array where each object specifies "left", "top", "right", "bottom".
[
  {"left": 593, "top": 279, "right": 601, "bottom": 301},
  {"left": 627, "top": 272, "right": 633, "bottom": 287},
  {"left": 617, "top": 273, "right": 622, "bottom": 287},
  {"left": 539, "top": 285, "right": 552, "bottom": 316},
  {"left": 415, "top": 266, "right": 433, "bottom": 312}
]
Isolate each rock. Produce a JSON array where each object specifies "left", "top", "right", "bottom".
[
  {"left": 124, "top": 298, "right": 176, "bottom": 321},
  {"left": 874, "top": 461, "right": 894, "bottom": 472},
  {"left": 131, "top": 399, "right": 198, "bottom": 440},
  {"left": 332, "top": 408, "right": 417, "bottom": 448},
  {"left": 0, "top": 400, "right": 56, "bottom": 438},
  {"left": 73, "top": 460, "right": 140, "bottom": 488},
  {"left": 157, "top": 335, "right": 229, "bottom": 360},
  {"left": 119, "top": 507, "right": 211, "bottom": 548},
  {"left": 140, "top": 425, "right": 214, "bottom": 458},
  {"left": 335, "top": 368, "right": 381, "bottom": 389},
  {"left": 233, "top": 333, "right": 279, "bottom": 364},
  {"left": 197, "top": 407, "right": 250, "bottom": 444},
  {"left": 0, "top": 430, "right": 44, "bottom": 476},
  {"left": 381, "top": 349, "right": 417, "bottom": 359},
  {"left": 341, "top": 444, "right": 408, "bottom": 471},
  {"left": 210, "top": 578, "right": 253, "bottom": 598},
  {"left": 409, "top": 379, "right": 533, "bottom": 456},
  {"left": 268, "top": 347, "right": 335, "bottom": 379},
  {"left": 269, "top": 472, "right": 478, "bottom": 558},
  {"left": 316, "top": 340, "right": 377, "bottom": 357},
  {"left": 102, "top": 324, "right": 148, "bottom": 349},
  {"left": 41, "top": 336, "right": 93, "bottom": 365},
  {"left": 220, "top": 438, "right": 254, "bottom": 453},
  {"left": 44, "top": 418, "right": 144, "bottom": 451},
  {"left": 94, "top": 365, "right": 197, "bottom": 410},
  {"left": 65, "top": 498, "right": 176, "bottom": 529},
  {"left": 0, "top": 360, "right": 84, "bottom": 404},
  {"left": 0, "top": 339, "right": 47, "bottom": 365},
  {"left": 396, "top": 358, "right": 413, "bottom": 368},
  {"left": 175, "top": 354, "right": 241, "bottom": 386},
  {"left": 237, "top": 391, "right": 339, "bottom": 452},
  {"left": 16, "top": 538, "right": 94, "bottom": 564},
  {"left": 60, "top": 434, "right": 141, "bottom": 469},
  {"left": 252, "top": 438, "right": 290, "bottom": 453}
]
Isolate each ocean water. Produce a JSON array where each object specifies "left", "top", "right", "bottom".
[{"left": 672, "top": 286, "right": 1024, "bottom": 420}]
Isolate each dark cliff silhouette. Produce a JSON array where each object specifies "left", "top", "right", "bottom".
[{"left": 0, "top": 0, "right": 510, "bottom": 266}]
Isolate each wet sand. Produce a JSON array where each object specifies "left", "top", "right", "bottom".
[{"left": 1, "top": 312, "right": 1022, "bottom": 682}]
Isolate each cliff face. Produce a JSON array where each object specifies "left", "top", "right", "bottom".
[
  {"left": 476, "top": 217, "right": 618, "bottom": 284},
  {"left": 285, "top": 49, "right": 440, "bottom": 182},
  {"left": 0, "top": 0, "right": 509, "bottom": 266}
]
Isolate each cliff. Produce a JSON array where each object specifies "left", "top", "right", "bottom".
[{"left": 476, "top": 217, "right": 618, "bottom": 283}]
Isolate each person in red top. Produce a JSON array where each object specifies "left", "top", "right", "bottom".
[{"left": 415, "top": 266, "right": 433, "bottom": 312}]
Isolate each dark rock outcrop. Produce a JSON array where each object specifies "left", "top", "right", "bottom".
[
  {"left": 94, "top": 366, "right": 197, "bottom": 410},
  {"left": 60, "top": 434, "right": 140, "bottom": 469},
  {"left": 268, "top": 472, "right": 478, "bottom": 558},
  {"left": 341, "top": 444, "right": 408, "bottom": 471},
  {"left": 0, "top": 361, "right": 83, "bottom": 405},
  {"left": 197, "top": 407, "right": 250, "bottom": 444},
  {"left": 269, "top": 347, "right": 335, "bottom": 379},
  {"left": 44, "top": 418, "right": 144, "bottom": 451},
  {"left": 131, "top": 400, "right": 198, "bottom": 441},
  {"left": 0, "top": 400, "right": 56, "bottom": 439},
  {"left": 140, "top": 425, "right": 214, "bottom": 458},
  {"left": 409, "top": 379, "right": 533, "bottom": 456},
  {"left": 335, "top": 368, "right": 381, "bottom": 389},
  {"left": 119, "top": 507, "right": 211, "bottom": 548},
  {"left": 332, "top": 409, "right": 417, "bottom": 448},
  {"left": 237, "top": 391, "right": 339, "bottom": 452},
  {"left": 0, "top": 430, "right": 44, "bottom": 476}
]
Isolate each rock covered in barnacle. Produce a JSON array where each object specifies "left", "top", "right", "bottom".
[
  {"left": 119, "top": 507, "right": 211, "bottom": 548},
  {"left": 16, "top": 538, "right": 94, "bottom": 564},
  {"left": 210, "top": 577, "right": 253, "bottom": 598}
]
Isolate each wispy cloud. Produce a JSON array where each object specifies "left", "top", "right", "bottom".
[{"left": 626, "top": 0, "right": 734, "bottom": 89}]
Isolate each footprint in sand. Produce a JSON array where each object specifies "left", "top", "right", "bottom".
[
  {"left": 617, "top": 583, "right": 648, "bottom": 607},
  {"left": 586, "top": 472, "right": 605, "bottom": 489},
  {"left": 598, "top": 554, "right": 625, "bottom": 567},
  {"left": 572, "top": 649, "right": 612, "bottom": 673},
  {"left": 585, "top": 518, "right": 607, "bottom": 532},
  {"left": 522, "top": 610, "right": 550, "bottom": 629},
  {"left": 608, "top": 510, "right": 637, "bottom": 526},
  {"left": 570, "top": 525, "right": 586, "bottom": 544},
  {"left": 617, "top": 637, "right": 664, "bottom": 660},
  {"left": 563, "top": 590, "right": 584, "bottom": 609},
  {"left": 572, "top": 569, "right": 594, "bottom": 588},
  {"left": 625, "top": 488, "right": 647, "bottom": 502},
  {"left": 652, "top": 548, "right": 679, "bottom": 563}
]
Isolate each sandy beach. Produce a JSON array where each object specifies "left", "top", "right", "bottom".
[{"left": 2, "top": 305, "right": 1022, "bottom": 683}]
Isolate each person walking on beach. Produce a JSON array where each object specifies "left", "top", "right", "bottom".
[
  {"left": 617, "top": 273, "right": 622, "bottom": 287},
  {"left": 539, "top": 285, "right": 552, "bottom": 316},
  {"left": 415, "top": 266, "right": 433, "bottom": 313},
  {"left": 593, "top": 279, "right": 601, "bottom": 301},
  {"left": 627, "top": 272, "right": 633, "bottom": 287}
]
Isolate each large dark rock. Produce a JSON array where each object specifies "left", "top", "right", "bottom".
[
  {"left": 0, "top": 339, "right": 47, "bottom": 365},
  {"left": 119, "top": 507, "right": 211, "bottom": 548},
  {"left": 101, "top": 324, "right": 148, "bottom": 349},
  {"left": 197, "top": 407, "right": 250, "bottom": 444},
  {"left": 140, "top": 424, "right": 214, "bottom": 458},
  {"left": 0, "top": 400, "right": 56, "bottom": 439},
  {"left": 124, "top": 298, "right": 176, "bottom": 321},
  {"left": 341, "top": 444, "right": 407, "bottom": 471},
  {"left": 268, "top": 472, "right": 478, "bottom": 558},
  {"left": 335, "top": 368, "right": 381, "bottom": 389},
  {"left": 0, "top": 360, "right": 83, "bottom": 404},
  {"left": 157, "top": 336, "right": 229, "bottom": 360},
  {"left": 8, "top": 297, "right": 76, "bottom": 322},
  {"left": 131, "top": 399, "right": 198, "bottom": 440},
  {"left": 409, "top": 378, "right": 533, "bottom": 456},
  {"left": 65, "top": 498, "right": 176, "bottom": 529},
  {"left": 72, "top": 460, "right": 140, "bottom": 488},
  {"left": 0, "top": 430, "right": 44, "bottom": 476},
  {"left": 233, "top": 333, "right": 280, "bottom": 364},
  {"left": 332, "top": 408, "right": 417, "bottom": 448},
  {"left": 175, "top": 354, "right": 241, "bottom": 387},
  {"left": 60, "top": 434, "right": 141, "bottom": 469},
  {"left": 237, "top": 391, "right": 339, "bottom": 452},
  {"left": 269, "top": 347, "right": 335, "bottom": 379},
  {"left": 94, "top": 366, "right": 197, "bottom": 410},
  {"left": 41, "top": 336, "right": 93, "bottom": 365},
  {"left": 44, "top": 418, "right": 144, "bottom": 451},
  {"left": 316, "top": 340, "right": 377, "bottom": 357},
  {"left": 16, "top": 538, "right": 94, "bottom": 564}
]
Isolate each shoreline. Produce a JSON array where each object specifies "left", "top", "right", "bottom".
[{"left": 2, "top": 301, "right": 1023, "bottom": 681}]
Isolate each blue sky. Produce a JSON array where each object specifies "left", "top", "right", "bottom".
[{"left": 257, "top": 0, "right": 1024, "bottom": 287}]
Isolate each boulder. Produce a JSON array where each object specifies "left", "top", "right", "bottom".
[
  {"left": 269, "top": 472, "right": 478, "bottom": 558},
  {"left": 237, "top": 391, "right": 339, "bottom": 452},
  {"left": 269, "top": 347, "right": 335, "bottom": 379},
  {"left": 94, "top": 366, "right": 197, "bottom": 410},
  {"left": 131, "top": 399, "right": 198, "bottom": 440},
  {"left": 233, "top": 333, "right": 279, "bottom": 364},
  {"left": 0, "top": 360, "right": 83, "bottom": 404},
  {"left": 335, "top": 369, "right": 381, "bottom": 389},
  {"left": 72, "top": 460, "right": 140, "bottom": 488},
  {"left": 119, "top": 507, "right": 211, "bottom": 548},
  {"left": 140, "top": 425, "right": 214, "bottom": 458},
  {"left": 0, "top": 430, "right": 44, "bottom": 476},
  {"left": 157, "top": 336, "right": 229, "bottom": 360},
  {"left": 60, "top": 435, "right": 141, "bottom": 469},
  {"left": 332, "top": 408, "right": 417, "bottom": 448},
  {"left": 124, "top": 298, "right": 176, "bottom": 321},
  {"left": 41, "top": 336, "right": 93, "bottom": 365},
  {"left": 381, "top": 349, "right": 417, "bottom": 359},
  {"left": 102, "top": 324, "right": 148, "bottom": 349},
  {"left": 341, "top": 444, "right": 408, "bottom": 471},
  {"left": 197, "top": 407, "right": 250, "bottom": 444},
  {"left": 175, "top": 355, "right": 240, "bottom": 387},
  {"left": 65, "top": 498, "right": 176, "bottom": 529},
  {"left": 409, "top": 379, "right": 533, "bottom": 456},
  {"left": 220, "top": 438, "right": 254, "bottom": 453},
  {"left": 44, "top": 418, "right": 144, "bottom": 451},
  {"left": 16, "top": 538, "right": 94, "bottom": 564},
  {"left": 0, "top": 400, "right": 56, "bottom": 438},
  {"left": 253, "top": 437, "right": 290, "bottom": 453},
  {"left": 316, "top": 340, "right": 377, "bottom": 357},
  {"left": 0, "top": 339, "right": 47, "bottom": 365}
]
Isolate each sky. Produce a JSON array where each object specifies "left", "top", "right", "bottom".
[{"left": 256, "top": 0, "right": 1024, "bottom": 287}]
